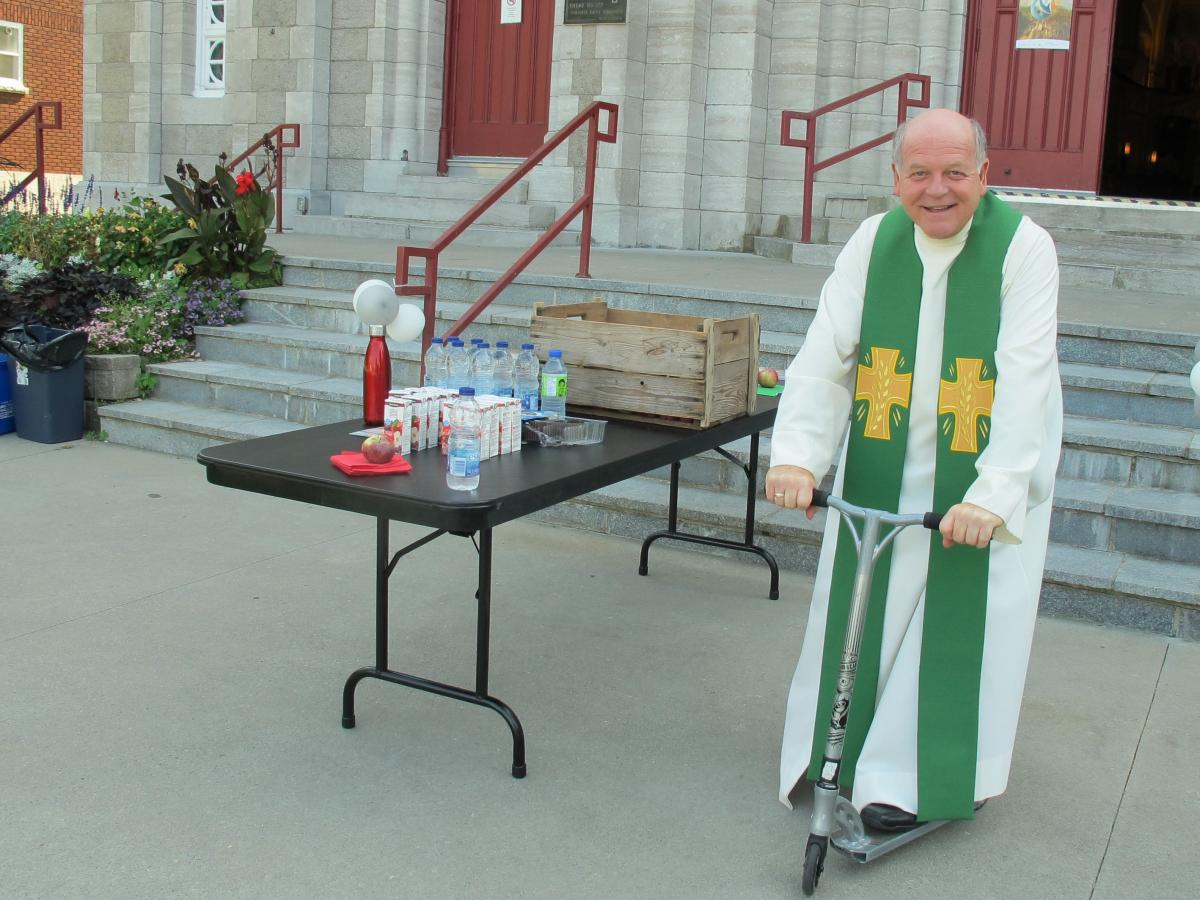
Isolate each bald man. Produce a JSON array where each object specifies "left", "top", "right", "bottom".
[{"left": 767, "top": 109, "right": 1062, "bottom": 829}]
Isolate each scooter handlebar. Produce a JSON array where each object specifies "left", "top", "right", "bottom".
[{"left": 808, "top": 489, "right": 943, "bottom": 532}]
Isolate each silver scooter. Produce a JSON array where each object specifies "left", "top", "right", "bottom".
[{"left": 800, "top": 489, "right": 950, "bottom": 896}]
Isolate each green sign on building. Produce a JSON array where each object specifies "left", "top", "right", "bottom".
[{"left": 564, "top": 0, "right": 627, "bottom": 25}]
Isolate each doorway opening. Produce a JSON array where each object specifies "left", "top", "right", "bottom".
[{"left": 1101, "top": 0, "right": 1200, "bottom": 200}]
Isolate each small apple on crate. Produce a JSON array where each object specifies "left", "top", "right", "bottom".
[{"left": 758, "top": 367, "right": 781, "bottom": 389}]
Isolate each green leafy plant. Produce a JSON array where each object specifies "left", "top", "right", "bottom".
[
  {"left": 92, "top": 197, "right": 187, "bottom": 276},
  {"left": 135, "top": 370, "right": 158, "bottom": 398},
  {"left": 160, "top": 163, "right": 281, "bottom": 289}
]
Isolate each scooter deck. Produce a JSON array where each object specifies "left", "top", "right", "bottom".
[{"left": 831, "top": 818, "right": 950, "bottom": 863}]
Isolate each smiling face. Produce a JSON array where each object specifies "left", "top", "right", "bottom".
[{"left": 892, "top": 111, "right": 989, "bottom": 239}]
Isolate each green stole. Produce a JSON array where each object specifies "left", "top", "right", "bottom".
[{"left": 807, "top": 192, "right": 1022, "bottom": 821}]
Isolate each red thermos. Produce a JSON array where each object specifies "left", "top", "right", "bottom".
[{"left": 362, "top": 325, "right": 391, "bottom": 425}]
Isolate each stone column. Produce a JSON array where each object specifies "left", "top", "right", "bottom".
[
  {"left": 362, "top": 0, "right": 446, "bottom": 195},
  {"left": 699, "top": 0, "right": 771, "bottom": 250},
  {"left": 83, "top": 0, "right": 164, "bottom": 194},
  {"left": 529, "top": 1, "right": 646, "bottom": 248},
  {"left": 634, "top": 0, "right": 710, "bottom": 249}
]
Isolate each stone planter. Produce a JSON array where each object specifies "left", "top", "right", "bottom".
[
  {"left": 84, "top": 354, "right": 142, "bottom": 431},
  {"left": 85, "top": 353, "right": 142, "bottom": 402}
]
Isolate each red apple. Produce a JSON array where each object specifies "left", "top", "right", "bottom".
[
  {"left": 361, "top": 433, "right": 396, "bottom": 464},
  {"left": 758, "top": 367, "right": 780, "bottom": 388}
]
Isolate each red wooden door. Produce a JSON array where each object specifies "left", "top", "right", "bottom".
[
  {"left": 963, "top": 0, "right": 1118, "bottom": 191},
  {"left": 446, "top": 0, "right": 554, "bottom": 158}
]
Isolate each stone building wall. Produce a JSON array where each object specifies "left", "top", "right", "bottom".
[{"left": 83, "top": 0, "right": 972, "bottom": 249}]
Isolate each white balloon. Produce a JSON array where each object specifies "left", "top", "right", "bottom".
[
  {"left": 353, "top": 279, "right": 400, "bottom": 327},
  {"left": 387, "top": 302, "right": 426, "bottom": 344}
]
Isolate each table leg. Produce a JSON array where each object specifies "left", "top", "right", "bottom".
[
  {"left": 638, "top": 431, "right": 780, "bottom": 599},
  {"left": 341, "top": 518, "right": 528, "bottom": 778}
]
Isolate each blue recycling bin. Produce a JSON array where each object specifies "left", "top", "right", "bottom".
[
  {"left": 2, "top": 325, "right": 87, "bottom": 443},
  {"left": 0, "top": 352, "right": 13, "bottom": 434}
]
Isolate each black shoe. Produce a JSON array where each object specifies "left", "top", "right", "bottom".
[
  {"left": 860, "top": 799, "right": 987, "bottom": 833},
  {"left": 860, "top": 803, "right": 919, "bottom": 832}
]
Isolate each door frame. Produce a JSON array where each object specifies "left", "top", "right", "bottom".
[
  {"left": 959, "top": 0, "right": 1120, "bottom": 193},
  {"left": 437, "top": 0, "right": 460, "bottom": 175}
]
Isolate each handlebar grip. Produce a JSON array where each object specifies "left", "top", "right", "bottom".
[
  {"left": 923, "top": 512, "right": 943, "bottom": 531},
  {"left": 810, "top": 489, "right": 829, "bottom": 508}
]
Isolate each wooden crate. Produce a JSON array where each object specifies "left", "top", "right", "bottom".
[{"left": 529, "top": 299, "right": 760, "bottom": 429}]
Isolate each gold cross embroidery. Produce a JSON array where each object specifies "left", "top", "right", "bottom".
[
  {"left": 938, "top": 357, "right": 995, "bottom": 454},
  {"left": 855, "top": 347, "right": 912, "bottom": 440}
]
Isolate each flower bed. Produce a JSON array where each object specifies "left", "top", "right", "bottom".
[{"left": 0, "top": 166, "right": 280, "bottom": 395}]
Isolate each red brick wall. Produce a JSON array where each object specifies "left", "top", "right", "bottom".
[{"left": 0, "top": 0, "right": 82, "bottom": 174}]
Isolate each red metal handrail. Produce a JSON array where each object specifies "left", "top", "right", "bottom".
[
  {"left": 220, "top": 123, "right": 301, "bottom": 233},
  {"left": 397, "top": 101, "right": 618, "bottom": 360},
  {"left": 0, "top": 101, "right": 64, "bottom": 213},
  {"left": 781, "top": 74, "right": 930, "bottom": 243}
]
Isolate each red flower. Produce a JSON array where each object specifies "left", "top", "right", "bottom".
[{"left": 235, "top": 170, "right": 256, "bottom": 196}]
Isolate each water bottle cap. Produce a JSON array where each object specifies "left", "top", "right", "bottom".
[
  {"left": 549, "top": 349, "right": 562, "bottom": 357},
  {"left": 496, "top": 341, "right": 508, "bottom": 347},
  {"left": 460, "top": 387, "right": 475, "bottom": 395},
  {"left": 521, "top": 343, "right": 534, "bottom": 350},
  {"left": 430, "top": 337, "right": 443, "bottom": 344},
  {"left": 471, "top": 338, "right": 483, "bottom": 344},
  {"left": 479, "top": 341, "right": 490, "bottom": 348}
]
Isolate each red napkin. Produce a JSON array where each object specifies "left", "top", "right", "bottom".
[{"left": 330, "top": 450, "right": 413, "bottom": 476}]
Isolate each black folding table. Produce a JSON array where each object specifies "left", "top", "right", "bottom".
[{"left": 198, "top": 400, "right": 778, "bottom": 777}]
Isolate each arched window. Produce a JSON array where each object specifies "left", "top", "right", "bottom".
[{"left": 194, "top": 0, "right": 226, "bottom": 96}]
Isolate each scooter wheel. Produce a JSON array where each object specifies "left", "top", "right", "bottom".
[{"left": 802, "top": 840, "right": 825, "bottom": 896}]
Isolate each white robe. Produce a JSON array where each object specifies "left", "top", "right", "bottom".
[{"left": 773, "top": 211, "right": 1063, "bottom": 813}]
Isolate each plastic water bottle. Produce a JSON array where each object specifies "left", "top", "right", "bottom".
[
  {"left": 541, "top": 349, "right": 567, "bottom": 418},
  {"left": 491, "top": 341, "right": 514, "bottom": 397},
  {"left": 446, "top": 388, "right": 481, "bottom": 491},
  {"left": 470, "top": 341, "right": 494, "bottom": 396},
  {"left": 514, "top": 343, "right": 540, "bottom": 412},
  {"left": 423, "top": 337, "right": 447, "bottom": 387},
  {"left": 446, "top": 338, "right": 470, "bottom": 390}
]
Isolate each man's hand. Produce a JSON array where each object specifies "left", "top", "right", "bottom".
[
  {"left": 765, "top": 465, "right": 818, "bottom": 519},
  {"left": 939, "top": 502, "right": 1003, "bottom": 549}
]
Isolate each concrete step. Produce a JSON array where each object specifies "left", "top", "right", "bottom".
[
  {"left": 1060, "top": 416, "right": 1200, "bottom": 492},
  {"left": 528, "top": 470, "right": 1200, "bottom": 640},
  {"left": 1061, "top": 362, "right": 1195, "bottom": 427},
  {"left": 1057, "top": 321, "right": 1197, "bottom": 376},
  {"left": 145, "top": 360, "right": 362, "bottom": 427},
  {"left": 275, "top": 253, "right": 1200, "bottom": 376},
  {"left": 999, "top": 196, "right": 1200, "bottom": 239},
  {"left": 193, "top": 322, "right": 423, "bottom": 383},
  {"left": 1052, "top": 479, "right": 1200, "bottom": 565},
  {"left": 98, "top": 399, "right": 304, "bottom": 458},
  {"left": 387, "top": 174, "right": 531, "bottom": 203},
  {"left": 641, "top": 415, "right": 1200, "bottom": 498},
  {"left": 287, "top": 215, "right": 581, "bottom": 248},
  {"left": 342, "top": 193, "right": 556, "bottom": 229},
  {"left": 784, "top": 237, "right": 1200, "bottom": 294}
]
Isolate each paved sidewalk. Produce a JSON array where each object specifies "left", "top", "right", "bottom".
[
  {"left": 3, "top": 433, "right": 1197, "bottom": 899},
  {"left": 268, "top": 232, "right": 1200, "bottom": 337}
]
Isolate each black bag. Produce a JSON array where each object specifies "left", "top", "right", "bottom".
[{"left": 0, "top": 324, "right": 89, "bottom": 373}]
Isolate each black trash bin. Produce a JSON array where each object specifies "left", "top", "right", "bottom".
[{"left": 1, "top": 325, "right": 89, "bottom": 443}]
